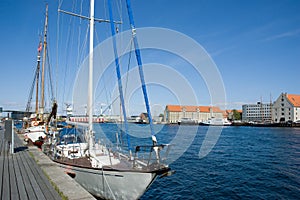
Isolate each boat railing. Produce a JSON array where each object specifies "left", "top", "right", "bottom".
[{"left": 133, "top": 144, "right": 172, "bottom": 168}]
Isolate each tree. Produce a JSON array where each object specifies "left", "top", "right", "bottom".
[{"left": 232, "top": 109, "right": 241, "bottom": 120}]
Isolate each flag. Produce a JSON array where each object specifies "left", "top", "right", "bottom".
[{"left": 37, "top": 42, "right": 42, "bottom": 52}]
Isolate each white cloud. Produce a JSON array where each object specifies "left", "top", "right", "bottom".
[{"left": 263, "top": 28, "right": 300, "bottom": 41}]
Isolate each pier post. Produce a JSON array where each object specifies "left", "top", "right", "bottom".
[{"left": 4, "top": 119, "right": 14, "bottom": 154}]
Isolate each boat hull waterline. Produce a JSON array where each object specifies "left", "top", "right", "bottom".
[{"left": 56, "top": 162, "right": 166, "bottom": 199}]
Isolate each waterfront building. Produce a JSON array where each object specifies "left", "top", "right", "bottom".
[
  {"left": 164, "top": 105, "right": 223, "bottom": 124},
  {"left": 272, "top": 93, "right": 300, "bottom": 123},
  {"left": 242, "top": 102, "right": 272, "bottom": 122}
]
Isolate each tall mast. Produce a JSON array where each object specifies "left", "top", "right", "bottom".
[
  {"left": 88, "top": 0, "right": 95, "bottom": 147},
  {"left": 57, "top": 0, "right": 119, "bottom": 142},
  {"left": 126, "top": 0, "right": 157, "bottom": 145},
  {"left": 40, "top": 4, "right": 48, "bottom": 115},
  {"left": 35, "top": 41, "right": 42, "bottom": 114}
]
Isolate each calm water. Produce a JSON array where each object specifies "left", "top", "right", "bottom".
[{"left": 95, "top": 124, "right": 300, "bottom": 199}]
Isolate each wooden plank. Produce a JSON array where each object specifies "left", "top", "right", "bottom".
[
  {"left": 0, "top": 156, "right": 4, "bottom": 198},
  {"left": 13, "top": 153, "right": 28, "bottom": 200},
  {"left": 0, "top": 136, "right": 4, "bottom": 197},
  {"left": 9, "top": 155, "right": 20, "bottom": 200},
  {"left": 26, "top": 153, "right": 61, "bottom": 200},
  {"left": 19, "top": 150, "right": 46, "bottom": 200},
  {"left": 0, "top": 132, "right": 5, "bottom": 199},
  {"left": 0, "top": 138, "right": 3, "bottom": 156},
  {"left": 13, "top": 134, "right": 24, "bottom": 148},
  {"left": 15, "top": 152, "right": 38, "bottom": 200},
  {"left": 2, "top": 151, "right": 10, "bottom": 199}
]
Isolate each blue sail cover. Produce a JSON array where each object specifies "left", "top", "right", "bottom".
[
  {"left": 58, "top": 127, "right": 84, "bottom": 144},
  {"left": 107, "top": 0, "right": 131, "bottom": 151},
  {"left": 125, "top": 0, "right": 156, "bottom": 143}
]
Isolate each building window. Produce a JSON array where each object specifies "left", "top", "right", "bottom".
[
  {"left": 282, "top": 113, "right": 284, "bottom": 116},
  {"left": 281, "top": 103, "right": 284, "bottom": 107},
  {"left": 282, "top": 108, "right": 284, "bottom": 111}
]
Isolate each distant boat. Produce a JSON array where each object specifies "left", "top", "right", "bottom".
[
  {"left": 23, "top": 122, "right": 45, "bottom": 147},
  {"left": 178, "top": 118, "right": 198, "bottom": 125},
  {"left": 200, "top": 118, "right": 232, "bottom": 126},
  {"left": 23, "top": 5, "right": 51, "bottom": 146}
]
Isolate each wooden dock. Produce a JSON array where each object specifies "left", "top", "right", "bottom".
[
  {"left": 0, "top": 121, "right": 96, "bottom": 200},
  {"left": 0, "top": 121, "right": 61, "bottom": 200}
]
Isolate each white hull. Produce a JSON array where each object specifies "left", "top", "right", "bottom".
[
  {"left": 58, "top": 163, "right": 158, "bottom": 199},
  {"left": 24, "top": 131, "right": 46, "bottom": 143},
  {"left": 200, "top": 118, "right": 232, "bottom": 126},
  {"left": 25, "top": 125, "right": 45, "bottom": 133}
]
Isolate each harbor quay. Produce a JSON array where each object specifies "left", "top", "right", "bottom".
[{"left": 0, "top": 121, "right": 95, "bottom": 200}]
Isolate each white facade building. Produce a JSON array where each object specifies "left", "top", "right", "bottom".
[
  {"left": 242, "top": 102, "right": 272, "bottom": 122},
  {"left": 272, "top": 93, "right": 300, "bottom": 123}
]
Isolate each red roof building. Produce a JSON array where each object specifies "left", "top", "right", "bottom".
[{"left": 164, "top": 105, "right": 224, "bottom": 124}]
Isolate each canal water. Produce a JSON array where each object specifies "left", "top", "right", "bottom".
[{"left": 94, "top": 124, "right": 299, "bottom": 199}]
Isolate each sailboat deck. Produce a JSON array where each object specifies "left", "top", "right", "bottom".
[
  {"left": 53, "top": 151, "right": 168, "bottom": 173},
  {"left": 54, "top": 157, "right": 92, "bottom": 167}
]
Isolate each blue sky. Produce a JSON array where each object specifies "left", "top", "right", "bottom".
[{"left": 0, "top": 0, "right": 300, "bottom": 115}]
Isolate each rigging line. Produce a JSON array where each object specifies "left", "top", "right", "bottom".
[
  {"left": 101, "top": 167, "right": 117, "bottom": 200},
  {"left": 46, "top": 46, "right": 54, "bottom": 101},
  {"left": 108, "top": 0, "right": 131, "bottom": 152},
  {"left": 56, "top": 0, "right": 61, "bottom": 106},
  {"left": 97, "top": 95, "right": 120, "bottom": 117},
  {"left": 93, "top": 62, "right": 120, "bottom": 116},
  {"left": 126, "top": 0, "right": 157, "bottom": 144},
  {"left": 105, "top": 28, "right": 135, "bottom": 106},
  {"left": 77, "top": 25, "right": 89, "bottom": 68},
  {"left": 58, "top": 0, "right": 63, "bottom": 9},
  {"left": 94, "top": 32, "right": 133, "bottom": 116},
  {"left": 116, "top": 0, "right": 122, "bottom": 21},
  {"left": 26, "top": 64, "right": 39, "bottom": 112},
  {"left": 45, "top": 20, "right": 55, "bottom": 102},
  {"left": 62, "top": 2, "right": 76, "bottom": 105},
  {"left": 93, "top": 63, "right": 120, "bottom": 116},
  {"left": 76, "top": 0, "right": 84, "bottom": 66},
  {"left": 103, "top": 0, "right": 109, "bottom": 39},
  {"left": 94, "top": 23, "right": 100, "bottom": 51},
  {"left": 124, "top": 38, "right": 133, "bottom": 99},
  {"left": 93, "top": 26, "right": 116, "bottom": 110},
  {"left": 66, "top": 0, "right": 79, "bottom": 101}
]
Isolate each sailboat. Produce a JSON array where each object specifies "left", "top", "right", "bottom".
[
  {"left": 24, "top": 5, "right": 51, "bottom": 146},
  {"left": 43, "top": 0, "right": 173, "bottom": 199}
]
